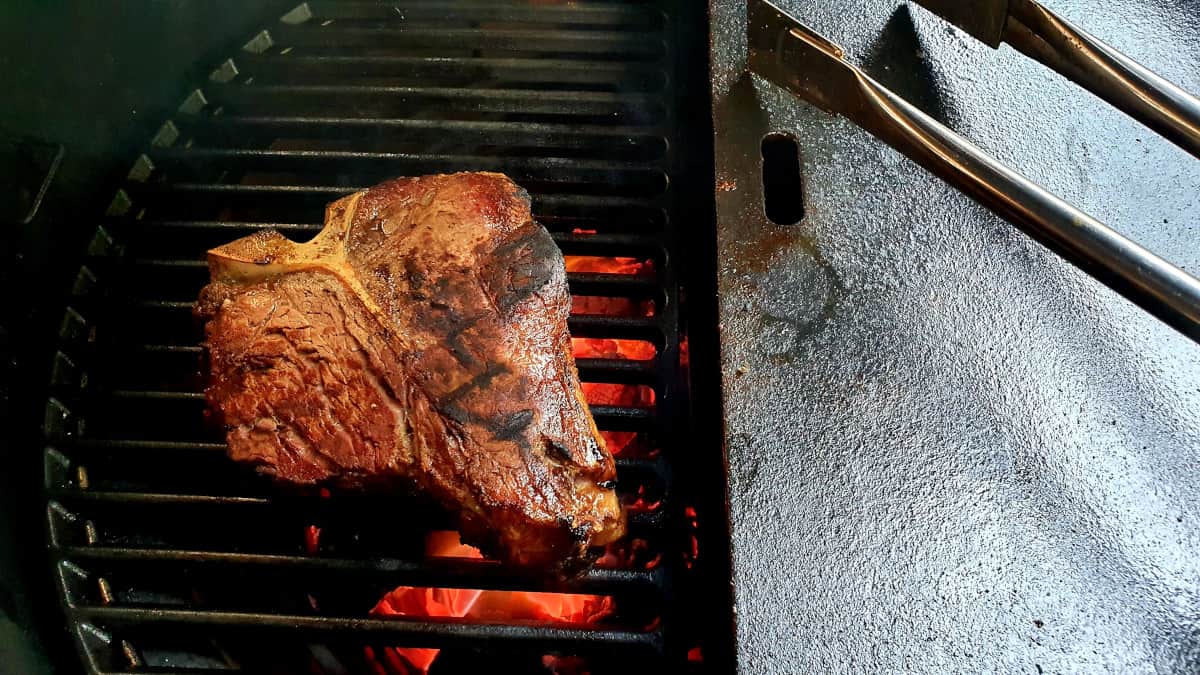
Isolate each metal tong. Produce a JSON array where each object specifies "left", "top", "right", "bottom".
[
  {"left": 747, "top": 0, "right": 1200, "bottom": 343},
  {"left": 911, "top": 0, "right": 1200, "bottom": 159}
]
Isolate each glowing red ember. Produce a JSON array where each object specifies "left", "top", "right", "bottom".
[
  {"left": 367, "top": 532, "right": 614, "bottom": 674},
  {"left": 564, "top": 256, "right": 655, "bottom": 318}
]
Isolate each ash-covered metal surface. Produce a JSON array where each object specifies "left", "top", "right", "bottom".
[{"left": 709, "top": 0, "right": 1200, "bottom": 672}]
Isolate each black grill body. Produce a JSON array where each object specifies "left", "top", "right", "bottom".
[{"left": 38, "top": 2, "right": 729, "bottom": 673}]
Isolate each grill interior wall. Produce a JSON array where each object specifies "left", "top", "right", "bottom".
[{"left": 45, "top": 1, "right": 709, "bottom": 673}]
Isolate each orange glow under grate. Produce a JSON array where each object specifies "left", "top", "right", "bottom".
[
  {"left": 366, "top": 532, "right": 614, "bottom": 674},
  {"left": 565, "top": 255, "right": 656, "bottom": 318}
]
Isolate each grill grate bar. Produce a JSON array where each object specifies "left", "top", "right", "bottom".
[
  {"left": 178, "top": 114, "right": 667, "bottom": 135},
  {"left": 266, "top": 25, "right": 666, "bottom": 58},
  {"left": 202, "top": 85, "right": 665, "bottom": 123},
  {"left": 158, "top": 146, "right": 659, "bottom": 171},
  {"left": 56, "top": 546, "right": 663, "bottom": 595},
  {"left": 151, "top": 147, "right": 664, "bottom": 177},
  {"left": 577, "top": 357, "right": 657, "bottom": 381},
  {"left": 177, "top": 116, "right": 669, "bottom": 150},
  {"left": 49, "top": 491, "right": 667, "bottom": 538},
  {"left": 206, "top": 82, "right": 664, "bottom": 107},
  {"left": 300, "top": 1, "right": 663, "bottom": 28},
  {"left": 125, "top": 182, "right": 665, "bottom": 213},
  {"left": 232, "top": 54, "right": 668, "bottom": 91},
  {"left": 68, "top": 606, "right": 663, "bottom": 652}
]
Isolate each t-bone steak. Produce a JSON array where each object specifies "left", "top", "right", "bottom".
[{"left": 196, "top": 173, "right": 626, "bottom": 573}]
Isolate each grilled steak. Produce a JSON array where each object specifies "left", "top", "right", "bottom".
[{"left": 196, "top": 173, "right": 625, "bottom": 573}]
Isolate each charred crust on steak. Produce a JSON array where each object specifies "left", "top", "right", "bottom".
[
  {"left": 436, "top": 362, "right": 510, "bottom": 408},
  {"left": 492, "top": 409, "right": 535, "bottom": 440},
  {"left": 485, "top": 225, "right": 562, "bottom": 313},
  {"left": 545, "top": 438, "right": 574, "bottom": 464},
  {"left": 403, "top": 257, "right": 427, "bottom": 291}
]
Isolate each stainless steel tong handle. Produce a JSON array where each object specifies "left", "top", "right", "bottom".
[
  {"left": 912, "top": 0, "right": 1200, "bottom": 159},
  {"left": 747, "top": 0, "right": 1200, "bottom": 343}
]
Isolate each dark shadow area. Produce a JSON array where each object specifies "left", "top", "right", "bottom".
[
  {"left": 0, "top": 2, "right": 287, "bottom": 672},
  {"left": 672, "top": 4, "right": 738, "bottom": 674},
  {"left": 862, "top": 4, "right": 955, "bottom": 125}
]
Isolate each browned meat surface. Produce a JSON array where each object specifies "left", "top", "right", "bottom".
[{"left": 196, "top": 173, "right": 625, "bottom": 573}]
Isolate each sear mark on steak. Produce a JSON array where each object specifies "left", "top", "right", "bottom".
[{"left": 196, "top": 172, "right": 625, "bottom": 574}]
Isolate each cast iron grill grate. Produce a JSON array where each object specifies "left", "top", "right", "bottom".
[{"left": 44, "top": 1, "right": 707, "bottom": 673}]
